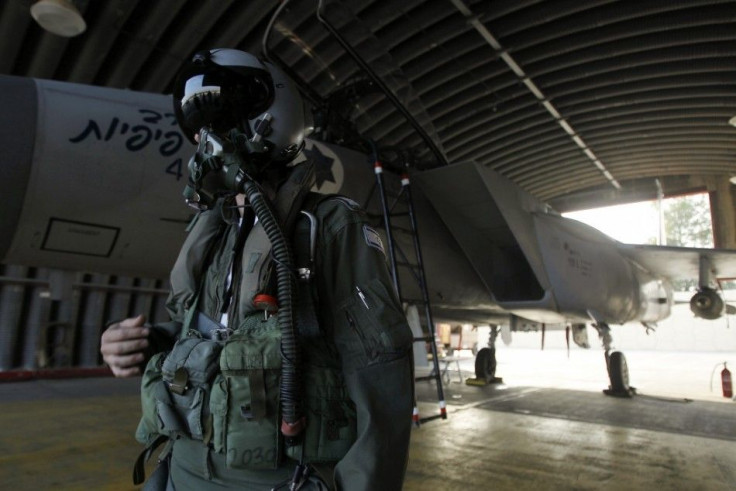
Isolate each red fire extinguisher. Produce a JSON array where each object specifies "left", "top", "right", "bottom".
[{"left": 723, "top": 363, "right": 733, "bottom": 399}]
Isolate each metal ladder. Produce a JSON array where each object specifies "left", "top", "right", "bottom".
[{"left": 368, "top": 156, "right": 447, "bottom": 424}]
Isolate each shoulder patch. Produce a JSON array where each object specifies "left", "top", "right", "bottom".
[{"left": 363, "top": 225, "right": 385, "bottom": 255}]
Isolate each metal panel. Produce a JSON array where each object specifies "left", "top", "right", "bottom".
[{"left": 0, "top": 266, "right": 170, "bottom": 371}]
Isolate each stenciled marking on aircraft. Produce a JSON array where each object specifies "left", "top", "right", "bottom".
[
  {"left": 563, "top": 242, "right": 592, "bottom": 277},
  {"left": 67, "top": 108, "right": 186, "bottom": 180}
]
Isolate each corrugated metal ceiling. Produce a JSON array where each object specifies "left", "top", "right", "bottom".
[{"left": 2, "top": 0, "right": 735, "bottom": 210}]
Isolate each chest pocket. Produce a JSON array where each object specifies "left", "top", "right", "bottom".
[{"left": 341, "top": 277, "right": 414, "bottom": 364}]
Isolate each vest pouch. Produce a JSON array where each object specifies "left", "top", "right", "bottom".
[
  {"left": 136, "top": 351, "right": 168, "bottom": 446},
  {"left": 285, "top": 364, "right": 357, "bottom": 463},
  {"left": 154, "top": 383, "right": 209, "bottom": 439},
  {"left": 156, "top": 336, "right": 223, "bottom": 440},
  {"left": 213, "top": 314, "right": 282, "bottom": 470}
]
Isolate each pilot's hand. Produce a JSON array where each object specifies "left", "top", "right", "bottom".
[{"left": 100, "top": 314, "right": 150, "bottom": 377}]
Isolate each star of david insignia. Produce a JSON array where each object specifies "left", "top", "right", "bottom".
[{"left": 304, "top": 145, "right": 336, "bottom": 189}]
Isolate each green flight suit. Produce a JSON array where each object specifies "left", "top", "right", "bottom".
[{"left": 143, "top": 188, "right": 414, "bottom": 490}]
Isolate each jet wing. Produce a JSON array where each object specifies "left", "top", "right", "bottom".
[{"left": 617, "top": 244, "right": 736, "bottom": 282}]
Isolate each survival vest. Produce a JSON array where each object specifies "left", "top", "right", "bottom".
[{"left": 134, "top": 165, "right": 357, "bottom": 482}]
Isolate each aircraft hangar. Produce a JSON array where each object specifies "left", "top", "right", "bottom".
[{"left": 1, "top": 1, "right": 735, "bottom": 489}]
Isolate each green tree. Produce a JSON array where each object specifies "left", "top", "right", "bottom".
[
  {"left": 664, "top": 193, "right": 713, "bottom": 248},
  {"left": 659, "top": 193, "right": 713, "bottom": 291}
]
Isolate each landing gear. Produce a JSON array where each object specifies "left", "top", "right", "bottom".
[
  {"left": 594, "top": 323, "right": 635, "bottom": 397},
  {"left": 467, "top": 326, "right": 503, "bottom": 386},
  {"left": 475, "top": 347, "right": 496, "bottom": 381},
  {"left": 606, "top": 351, "right": 630, "bottom": 395}
]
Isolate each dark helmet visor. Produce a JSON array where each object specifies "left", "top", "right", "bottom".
[{"left": 174, "top": 61, "right": 274, "bottom": 142}]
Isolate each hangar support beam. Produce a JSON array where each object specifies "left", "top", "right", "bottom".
[{"left": 706, "top": 176, "right": 736, "bottom": 250}]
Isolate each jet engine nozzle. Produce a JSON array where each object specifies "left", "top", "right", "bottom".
[{"left": 689, "top": 288, "right": 724, "bottom": 320}]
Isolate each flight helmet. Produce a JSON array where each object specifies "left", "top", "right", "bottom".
[{"left": 173, "top": 48, "right": 307, "bottom": 163}]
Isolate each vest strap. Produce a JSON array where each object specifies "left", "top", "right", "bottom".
[
  {"left": 244, "top": 369, "right": 267, "bottom": 422},
  {"left": 296, "top": 281, "right": 320, "bottom": 338},
  {"left": 133, "top": 435, "right": 168, "bottom": 485},
  {"left": 294, "top": 203, "right": 322, "bottom": 338}
]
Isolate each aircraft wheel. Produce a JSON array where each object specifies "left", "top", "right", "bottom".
[
  {"left": 475, "top": 347, "right": 496, "bottom": 381},
  {"left": 608, "top": 351, "right": 630, "bottom": 393}
]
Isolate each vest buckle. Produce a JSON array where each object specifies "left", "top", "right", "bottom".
[
  {"left": 169, "top": 367, "right": 189, "bottom": 395},
  {"left": 211, "top": 327, "right": 232, "bottom": 341}
]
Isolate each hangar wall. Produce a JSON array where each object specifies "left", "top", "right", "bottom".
[{"left": 0, "top": 264, "right": 168, "bottom": 371}]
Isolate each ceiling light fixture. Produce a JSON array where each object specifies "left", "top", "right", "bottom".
[
  {"left": 729, "top": 116, "right": 736, "bottom": 128},
  {"left": 30, "top": 0, "right": 86, "bottom": 37}
]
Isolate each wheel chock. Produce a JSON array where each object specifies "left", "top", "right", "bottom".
[
  {"left": 465, "top": 376, "right": 503, "bottom": 386},
  {"left": 603, "top": 386, "right": 637, "bottom": 398}
]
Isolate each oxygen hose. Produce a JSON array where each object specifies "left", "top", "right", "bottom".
[{"left": 241, "top": 178, "right": 305, "bottom": 442}]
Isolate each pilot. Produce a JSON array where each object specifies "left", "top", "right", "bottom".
[{"left": 99, "top": 48, "right": 414, "bottom": 490}]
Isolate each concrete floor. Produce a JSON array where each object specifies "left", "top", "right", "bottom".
[
  {"left": 2, "top": 351, "right": 736, "bottom": 491},
  {"left": 407, "top": 403, "right": 736, "bottom": 490}
]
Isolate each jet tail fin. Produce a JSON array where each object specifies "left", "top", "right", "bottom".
[{"left": 413, "top": 162, "right": 549, "bottom": 304}]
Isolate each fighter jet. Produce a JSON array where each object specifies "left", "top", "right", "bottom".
[
  {"left": 2, "top": 74, "right": 735, "bottom": 396},
  {"left": 413, "top": 162, "right": 736, "bottom": 395}
]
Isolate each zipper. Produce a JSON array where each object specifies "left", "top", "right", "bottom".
[
  {"left": 345, "top": 310, "right": 376, "bottom": 359},
  {"left": 345, "top": 311, "right": 368, "bottom": 345}
]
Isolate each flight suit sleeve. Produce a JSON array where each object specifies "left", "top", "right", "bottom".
[{"left": 314, "top": 198, "right": 414, "bottom": 491}]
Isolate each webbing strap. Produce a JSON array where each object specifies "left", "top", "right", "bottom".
[
  {"left": 132, "top": 435, "right": 168, "bottom": 485},
  {"left": 294, "top": 200, "right": 322, "bottom": 338},
  {"left": 244, "top": 369, "right": 267, "bottom": 422},
  {"left": 221, "top": 207, "right": 255, "bottom": 315},
  {"left": 296, "top": 280, "right": 320, "bottom": 338},
  {"left": 181, "top": 291, "right": 201, "bottom": 338}
]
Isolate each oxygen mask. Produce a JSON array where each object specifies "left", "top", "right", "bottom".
[{"left": 182, "top": 125, "right": 275, "bottom": 211}]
